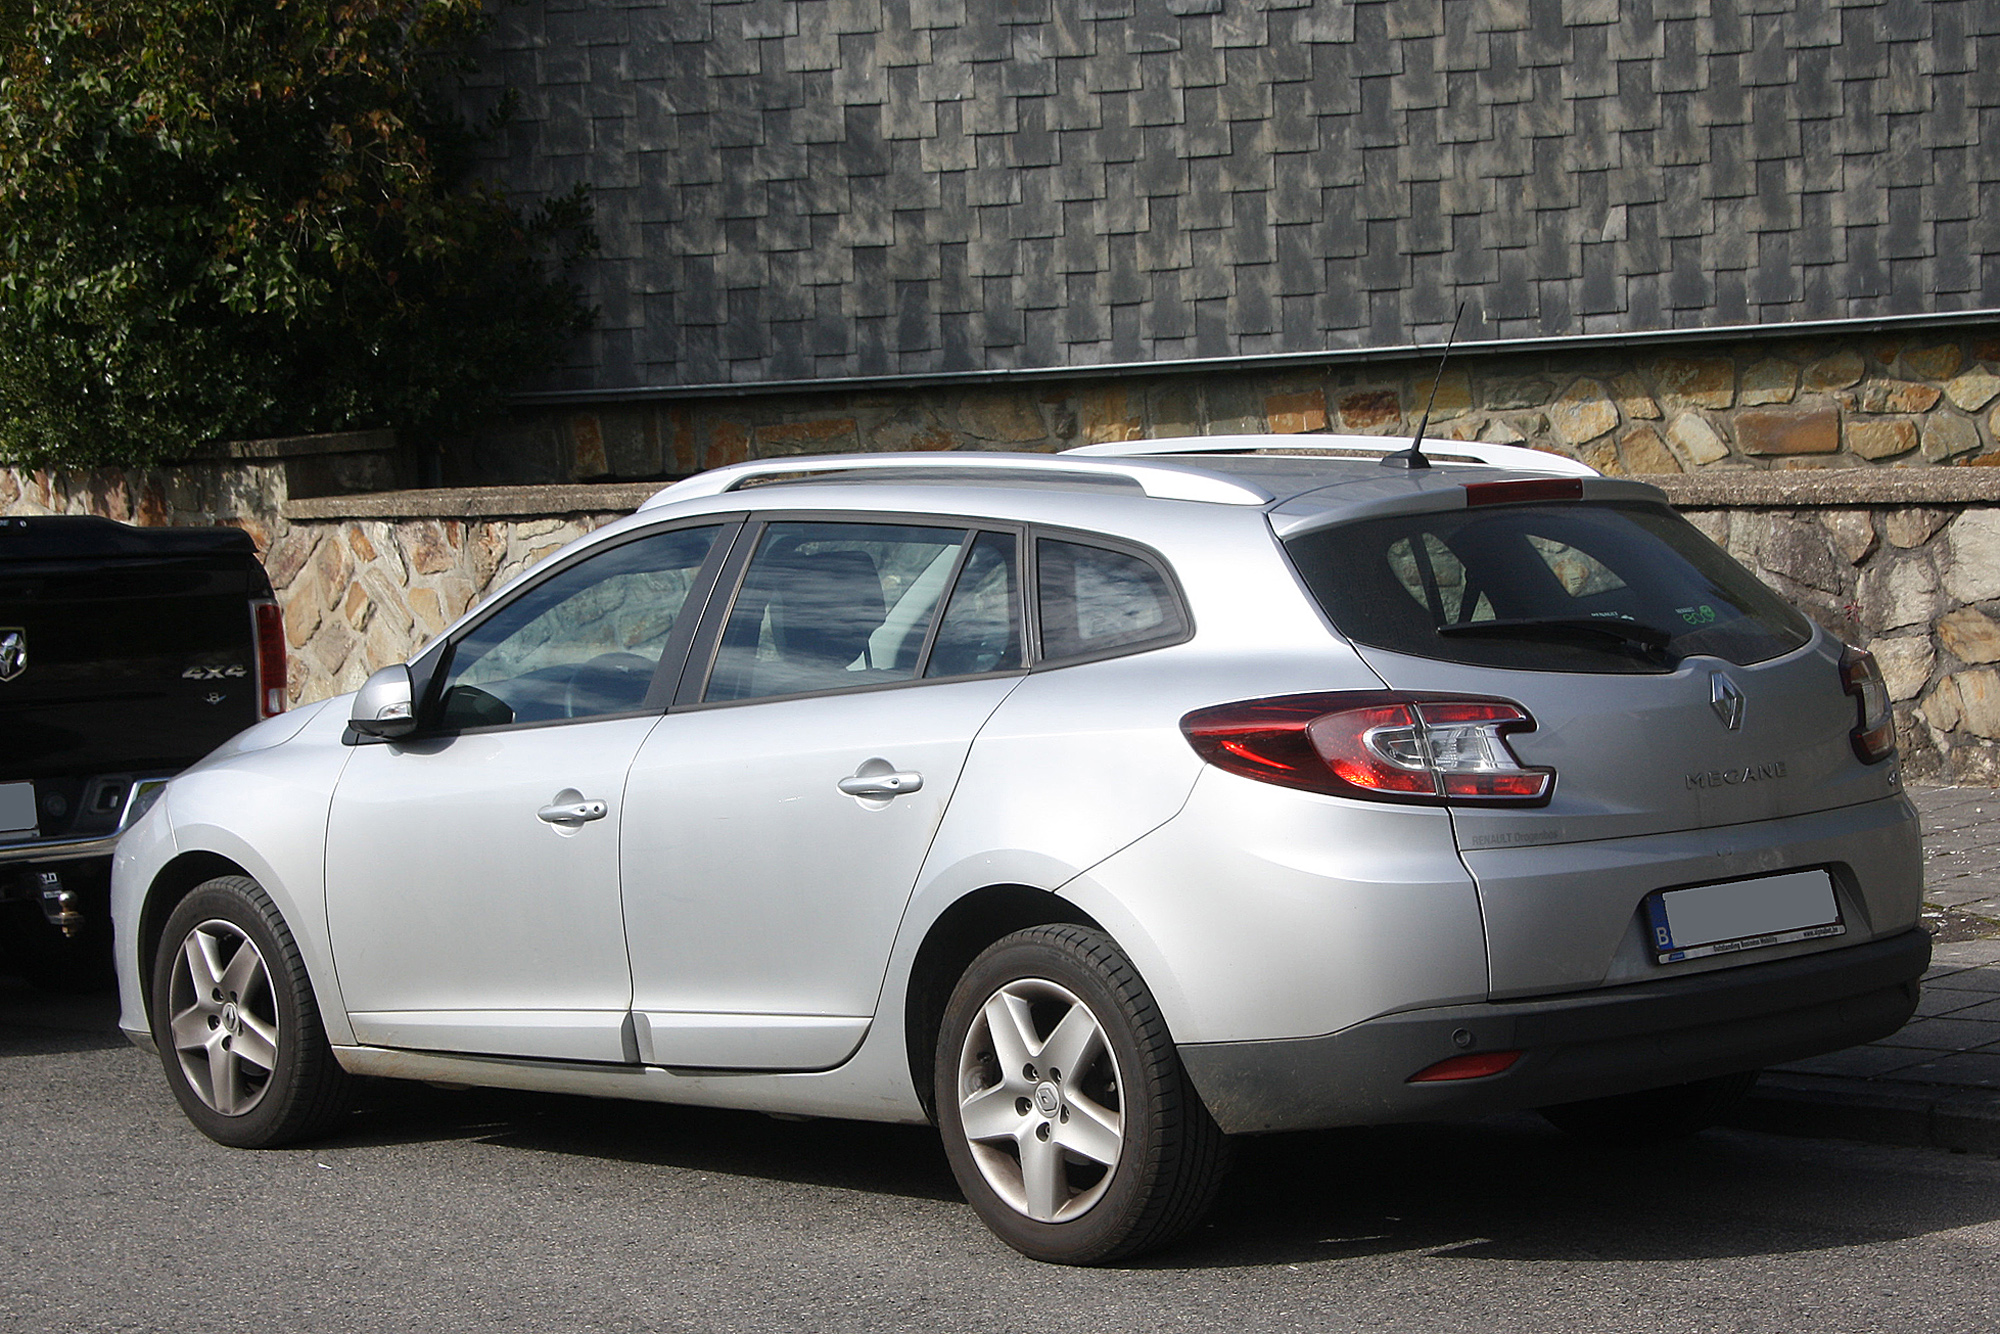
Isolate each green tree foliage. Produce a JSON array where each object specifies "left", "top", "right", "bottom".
[{"left": 0, "top": 0, "right": 594, "bottom": 468}]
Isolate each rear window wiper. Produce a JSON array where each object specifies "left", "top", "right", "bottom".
[{"left": 1436, "top": 616, "right": 1675, "bottom": 663}]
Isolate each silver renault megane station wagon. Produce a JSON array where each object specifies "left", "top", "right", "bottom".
[{"left": 113, "top": 435, "right": 1925, "bottom": 1264}]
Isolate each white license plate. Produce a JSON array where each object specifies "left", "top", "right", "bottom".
[
  {"left": 1646, "top": 870, "right": 1843, "bottom": 964},
  {"left": 0, "top": 781, "right": 35, "bottom": 837}
]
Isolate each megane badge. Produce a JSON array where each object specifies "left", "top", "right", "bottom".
[
  {"left": 1710, "top": 671, "right": 1745, "bottom": 731},
  {"left": 0, "top": 628, "right": 24, "bottom": 683}
]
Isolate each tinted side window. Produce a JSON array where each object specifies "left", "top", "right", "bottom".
[
  {"left": 704, "top": 522, "right": 968, "bottom": 702},
  {"left": 1036, "top": 538, "right": 1187, "bottom": 662},
  {"left": 436, "top": 525, "right": 722, "bottom": 729},
  {"left": 926, "top": 532, "right": 1023, "bottom": 678}
]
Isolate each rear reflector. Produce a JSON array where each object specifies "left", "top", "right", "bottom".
[
  {"left": 252, "top": 599, "right": 287, "bottom": 719},
  {"left": 1408, "top": 1050, "right": 1522, "bottom": 1083},
  {"left": 1182, "top": 691, "right": 1554, "bottom": 806},
  {"left": 1463, "top": 478, "right": 1584, "bottom": 507}
]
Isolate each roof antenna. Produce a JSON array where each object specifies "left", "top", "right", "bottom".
[{"left": 1381, "top": 300, "right": 1467, "bottom": 471}]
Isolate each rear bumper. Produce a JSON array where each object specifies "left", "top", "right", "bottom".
[
  {"left": 1179, "top": 927, "right": 1930, "bottom": 1134},
  {"left": 0, "top": 833, "right": 119, "bottom": 867}
]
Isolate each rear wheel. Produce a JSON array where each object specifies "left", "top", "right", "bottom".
[
  {"left": 150, "top": 875, "right": 355, "bottom": 1147},
  {"left": 1539, "top": 1070, "right": 1760, "bottom": 1143},
  {"left": 935, "top": 925, "right": 1230, "bottom": 1265}
]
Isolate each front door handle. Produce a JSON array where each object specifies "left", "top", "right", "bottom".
[
  {"left": 837, "top": 770, "right": 924, "bottom": 798},
  {"left": 538, "top": 798, "right": 609, "bottom": 825}
]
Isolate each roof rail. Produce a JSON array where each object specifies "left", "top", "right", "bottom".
[
  {"left": 638, "top": 452, "right": 1275, "bottom": 510},
  {"left": 1066, "top": 433, "right": 1601, "bottom": 478}
]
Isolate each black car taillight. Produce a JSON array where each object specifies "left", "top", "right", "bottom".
[
  {"left": 1841, "top": 646, "right": 1894, "bottom": 764},
  {"left": 252, "top": 598, "right": 287, "bottom": 719},
  {"left": 1180, "top": 691, "right": 1554, "bottom": 805}
]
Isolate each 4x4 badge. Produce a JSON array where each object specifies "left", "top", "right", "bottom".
[
  {"left": 0, "top": 627, "right": 24, "bottom": 682},
  {"left": 1710, "top": 671, "right": 1745, "bottom": 731}
]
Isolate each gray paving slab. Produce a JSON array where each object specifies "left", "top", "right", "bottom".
[{"left": 1733, "top": 784, "right": 2000, "bottom": 1154}]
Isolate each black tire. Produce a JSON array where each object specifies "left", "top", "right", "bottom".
[
  {"left": 1539, "top": 1070, "right": 1760, "bottom": 1144},
  {"left": 934, "top": 925, "right": 1230, "bottom": 1265},
  {"left": 149, "top": 875, "right": 355, "bottom": 1148}
]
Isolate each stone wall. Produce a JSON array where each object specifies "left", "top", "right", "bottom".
[
  {"left": 1662, "top": 470, "right": 2000, "bottom": 785},
  {"left": 473, "top": 324, "right": 2000, "bottom": 486},
  {"left": 14, "top": 452, "right": 2000, "bottom": 784}
]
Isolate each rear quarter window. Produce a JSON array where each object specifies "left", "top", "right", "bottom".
[
  {"left": 1286, "top": 501, "right": 1813, "bottom": 673},
  {"left": 1035, "top": 537, "right": 1188, "bottom": 663}
]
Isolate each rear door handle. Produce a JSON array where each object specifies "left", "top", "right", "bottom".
[
  {"left": 538, "top": 798, "right": 609, "bottom": 825},
  {"left": 837, "top": 770, "right": 924, "bottom": 798}
]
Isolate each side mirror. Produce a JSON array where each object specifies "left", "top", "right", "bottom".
[{"left": 350, "top": 664, "right": 417, "bottom": 739}]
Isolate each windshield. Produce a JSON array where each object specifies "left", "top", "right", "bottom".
[{"left": 1286, "top": 501, "right": 1814, "bottom": 674}]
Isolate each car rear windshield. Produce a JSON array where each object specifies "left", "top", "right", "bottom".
[{"left": 1285, "top": 500, "right": 1814, "bottom": 674}]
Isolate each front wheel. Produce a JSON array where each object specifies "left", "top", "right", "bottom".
[
  {"left": 935, "top": 925, "right": 1230, "bottom": 1265},
  {"left": 149, "top": 875, "right": 355, "bottom": 1148}
]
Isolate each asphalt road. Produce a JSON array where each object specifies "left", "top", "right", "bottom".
[{"left": 6, "top": 975, "right": 2000, "bottom": 1334}]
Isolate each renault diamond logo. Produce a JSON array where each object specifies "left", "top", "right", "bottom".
[
  {"left": 1710, "top": 671, "right": 1745, "bottom": 731},
  {"left": 0, "top": 627, "right": 24, "bottom": 683}
]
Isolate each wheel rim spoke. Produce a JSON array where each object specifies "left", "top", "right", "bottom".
[
  {"left": 182, "top": 931, "right": 225, "bottom": 995},
  {"left": 232, "top": 1014, "right": 279, "bottom": 1073},
  {"left": 1053, "top": 1092, "right": 1122, "bottom": 1166},
  {"left": 981, "top": 991, "right": 1036, "bottom": 1075},
  {"left": 958, "top": 1082, "right": 1027, "bottom": 1143},
  {"left": 1038, "top": 1000, "right": 1103, "bottom": 1079},
  {"left": 208, "top": 1039, "right": 243, "bottom": 1115},
  {"left": 218, "top": 935, "right": 266, "bottom": 1001},
  {"left": 1017, "top": 1127, "right": 1067, "bottom": 1223},
  {"left": 168, "top": 1002, "right": 214, "bottom": 1054}
]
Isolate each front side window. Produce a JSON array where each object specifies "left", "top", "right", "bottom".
[
  {"left": 434, "top": 525, "right": 722, "bottom": 729},
  {"left": 704, "top": 522, "right": 970, "bottom": 702}
]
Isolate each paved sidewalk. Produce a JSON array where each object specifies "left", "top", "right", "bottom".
[{"left": 1732, "top": 784, "right": 2000, "bottom": 1153}]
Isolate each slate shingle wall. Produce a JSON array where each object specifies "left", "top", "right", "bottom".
[{"left": 466, "top": 0, "right": 2000, "bottom": 393}]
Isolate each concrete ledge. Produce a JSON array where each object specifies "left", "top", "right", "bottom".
[
  {"left": 283, "top": 483, "right": 666, "bottom": 522},
  {"left": 1651, "top": 467, "right": 2000, "bottom": 509},
  {"left": 284, "top": 466, "right": 2000, "bottom": 523},
  {"left": 1730, "top": 1071, "right": 2000, "bottom": 1156},
  {"left": 205, "top": 429, "right": 400, "bottom": 461}
]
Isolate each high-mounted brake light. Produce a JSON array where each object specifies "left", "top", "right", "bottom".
[
  {"left": 1180, "top": 691, "right": 1555, "bottom": 805},
  {"left": 1840, "top": 646, "right": 1894, "bottom": 764},
  {"left": 252, "top": 598, "right": 288, "bottom": 719},
  {"left": 1462, "top": 478, "right": 1584, "bottom": 507}
]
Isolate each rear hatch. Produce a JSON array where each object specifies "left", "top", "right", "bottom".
[
  {"left": 1282, "top": 479, "right": 1907, "bottom": 994},
  {"left": 1, "top": 516, "right": 270, "bottom": 841}
]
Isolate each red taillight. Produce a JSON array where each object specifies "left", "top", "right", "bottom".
[
  {"left": 1840, "top": 646, "right": 1894, "bottom": 764},
  {"left": 252, "top": 598, "right": 287, "bottom": 719},
  {"left": 1180, "top": 691, "right": 1555, "bottom": 805},
  {"left": 1408, "top": 1050, "right": 1522, "bottom": 1082}
]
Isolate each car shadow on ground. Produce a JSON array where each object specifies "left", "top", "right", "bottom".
[
  {"left": 330, "top": 1077, "right": 2000, "bottom": 1271},
  {"left": 335, "top": 1076, "right": 965, "bottom": 1204},
  {"left": 0, "top": 971, "right": 126, "bottom": 1056},
  {"left": 1158, "top": 1115, "right": 2000, "bottom": 1270},
  {"left": 21, "top": 969, "right": 1999, "bottom": 1272}
]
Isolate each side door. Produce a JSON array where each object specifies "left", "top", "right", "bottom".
[
  {"left": 620, "top": 520, "right": 1026, "bottom": 1070},
  {"left": 324, "top": 521, "right": 733, "bottom": 1063}
]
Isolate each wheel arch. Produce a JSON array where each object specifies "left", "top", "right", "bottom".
[
  {"left": 136, "top": 851, "right": 255, "bottom": 1020},
  {"left": 902, "top": 884, "right": 1102, "bottom": 1121}
]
